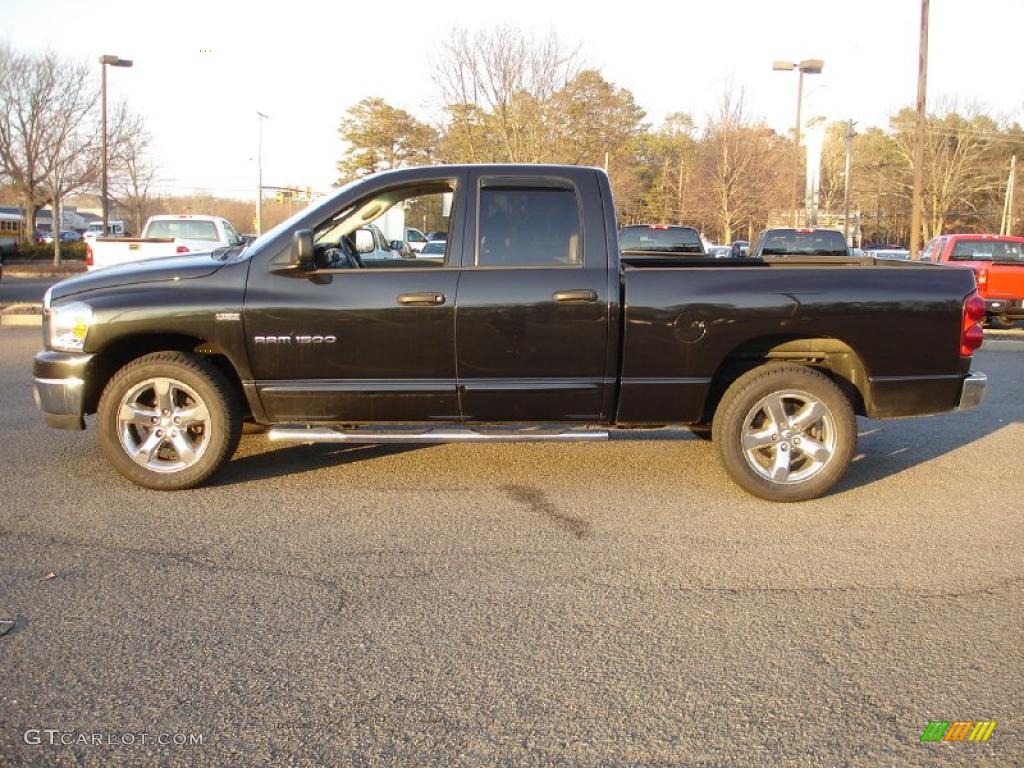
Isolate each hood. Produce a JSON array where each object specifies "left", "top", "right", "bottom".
[{"left": 48, "top": 251, "right": 227, "bottom": 303}]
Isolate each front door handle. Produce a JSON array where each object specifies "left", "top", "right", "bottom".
[
  {"left": 397, "top": 292, "right": 446, "bottom": 306},
  {"left": 552, "top": 289, "right": 598, "bottom": 303}
]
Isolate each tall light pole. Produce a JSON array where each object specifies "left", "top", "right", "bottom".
[
  {"left": 909, "top": 0, "right": 930, "bottom": 258},
  {"left": 256, "top": 111, "right": 269, "bottom": 235},
  {"left": 773, "top": 59, "right": 824, "bottom": 227},
  {"left": 843, "top": 120, "right": 857, "bottom": 243},
  {"left": 99, "top": 55, "right": 132, "bottom": 235}
]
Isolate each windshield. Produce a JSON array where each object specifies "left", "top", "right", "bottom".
[
  {"left": 619, "top": 226, "right": 703, "bottom": 253},
  {"left": 949, "top": 239, "right": 1024, "bottom": 263},
  {"left": 760, "top": 229, "right": 848, "bottom": 257},
  {"left": 146, "top": 219, "right": 219, "bottom": 241}
]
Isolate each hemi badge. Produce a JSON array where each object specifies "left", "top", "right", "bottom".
[{"left": 216, "top": 312, "right": 240, "bottom": 321}]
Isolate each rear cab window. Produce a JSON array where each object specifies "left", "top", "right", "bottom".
[
  {"left": 760, "top": 229, "right": 848, "bottom": 257},
  {"left": 619, "top": 226, "right": 704, "bottom": 254},
  {"left": 146, "top": 219, "right": 220, "bottom": 241},
  {"left": 949, "top": 239, "right": 1024, "bottom": 262}
]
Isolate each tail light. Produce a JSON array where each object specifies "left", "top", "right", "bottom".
[
  {"left": 975, "top": 267, "right": 988, "bottom": 289},
  {"left": 960, "top": 292, "right": 985, "bottom": 356},
  {"left": 175, "top": 245, "right": 190, "bottom": 254},
  {"left": 85, "top": 245, "right": 93, "bottom": 266}
]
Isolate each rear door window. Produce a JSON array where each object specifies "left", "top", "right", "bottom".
[{"left": 476, "top": 187, "right": 581, "bottom": 267}]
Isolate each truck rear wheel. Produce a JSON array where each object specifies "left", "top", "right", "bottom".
[
  {"left": 712, "top": 363, "right": 856, "bottom": 502},
  {"left": 97, "top": 352, "right": 242, "bottom": 490}
]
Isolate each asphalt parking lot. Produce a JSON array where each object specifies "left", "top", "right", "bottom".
[{"left": 0, "top": 326, "right": 1021, "bottom": 766}]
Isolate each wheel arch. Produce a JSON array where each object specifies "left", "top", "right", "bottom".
[
  {"left": 83, "top": 333, "right": 247, "bottom": 418},
  {"left": 702, "top": 335, "right": 870, "bottom": 422}
]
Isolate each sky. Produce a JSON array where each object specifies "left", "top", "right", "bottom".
[{"left": 5, "top": 0, "right": 1023, "bottom": 200}]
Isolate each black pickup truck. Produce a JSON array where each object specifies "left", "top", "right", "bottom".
[{"left": 33, "top": 165, "right": 987, "bottom": 501}]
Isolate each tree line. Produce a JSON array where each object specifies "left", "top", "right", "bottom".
[{"left": 336, "top": 27, "right": 1024, "bottom": 246}]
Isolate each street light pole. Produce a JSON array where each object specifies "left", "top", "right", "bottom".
[
  {"left": 98, "top": 55, "right": 132, "bottom": 235},
  {"left": 843, "top": 120, "right": 857, "bottom": 243},
  {"left": 256, "top": 111, "right": 268, "bottom": 235},
  {"left": 909, "top": 0, "right": 930, "bottom": 259},
  {"left": 773, "top": 59, "right": 823, "bottom": 228}
]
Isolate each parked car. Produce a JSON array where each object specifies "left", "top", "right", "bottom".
[
  {"left": 86, "top": 215, "right": 243, "bottom": 271},
  {"left": 747, "top": 228, "right": 850, "bottom": 259},
  {"left": 707, "top": 245, "right": 732, "bottom": 259},
  {"left": 43, "top": 230, "right": 84, "bottom": 244},
  {"left": 923, "top": 234, "right": 1024, "bottom": 325},
  {"left": 405, "top": 227, "right": 429, "bottom": 252},
  {"left": 425, "top": 230, "right": 448, "bottom": 242},
  {"left": 871, "top": 248, "right": 911, "bottom": 260},
  {"left": 33, "top": 164, "right": 986, "bottom": 502},
  {"left": 417, "top": 240, "right": 447, "bottom": 261},
  {"left": 730, "top": 240, "right": 750, "bottom": 258},
  {"left": 619, "top": 224, "right": 705, "bottom": 255}
]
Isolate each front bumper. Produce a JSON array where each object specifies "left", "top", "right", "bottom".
[
  {"left": 956, "top": 371, "right": 987, "bottom": 412},
  {"left": 32, "top": 351, "right": 94, "bottom": 430}
]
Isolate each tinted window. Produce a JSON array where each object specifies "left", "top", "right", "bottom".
[
  {"left": 950, "top": 239, "right": 1024, "bottom": 262},
  {"left": 421, "top": 241, "right": 445, "bottom": 255},
  {"left": 619, "top": 226, "right": 703, "bottom": 253},
  {"left": 477, "top": 187, "right": 581, "bottom": 267},
  {"left": 760, "top": 229, "right": 848, "bottom": 257},
  {"left": 146, "top": 219, "right": 219, "bottom": 241}
]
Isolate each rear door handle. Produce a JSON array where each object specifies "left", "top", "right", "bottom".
[
  {"left": 552, "top": 289, "right": 598, "bottom": 303},
  {"left": 397, "top": 292, "right": 446, "bottom": 306}
]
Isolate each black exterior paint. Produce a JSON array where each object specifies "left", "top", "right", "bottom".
[{"left": 36, "top": 164, "right": 980, "bottom": 430}]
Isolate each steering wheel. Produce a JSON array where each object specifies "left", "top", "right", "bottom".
[{"left": 321, "top": 237, "right": 362, "bottom": 269}]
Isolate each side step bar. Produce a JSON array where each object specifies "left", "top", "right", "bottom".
[{"left": 267, "top": 427, "right": 610, "bottom": 444}]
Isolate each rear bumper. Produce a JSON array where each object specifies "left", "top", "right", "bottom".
[
  {"left": 985, "top": 298, "right": 1024, "bottom": 317},
  {"left": 956, "top": 371, "right": 987, "bottom": 412},
  {"left": 32, "top": 351, "right": 93, "bottom": 430}
]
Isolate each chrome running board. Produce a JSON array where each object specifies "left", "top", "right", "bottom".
[{"left": 267, "top": 426, "right": 609, "bottom": 444}]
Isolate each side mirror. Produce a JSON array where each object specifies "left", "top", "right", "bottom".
[
  {"left": 354, "top": 229, "right": 375, "bottom": 254},
  {"left": 292, "top": 229, "right": 314, "bottom": 268},
  {"left": 389, "top": 240, "right": 404, "bottom": 251}
]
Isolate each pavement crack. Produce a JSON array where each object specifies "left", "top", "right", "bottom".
[{"left": 4, "top": 530, "right": 345, "bottom": 595}]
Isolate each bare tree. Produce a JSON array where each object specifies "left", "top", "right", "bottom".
[
  {"left": 110, "top": 110, "right": 159, "bottom": 233},
  {"left": 692, "top": 87, "right": 788, "bottom": 242},
  {"left": 0, "top": 46, "right": 115, "bottom": 263},
  {"left": 433, "top": 27, "right": 580, "bottom": 163},
  {"left": 0, "top": 45, "right": 61, "bottom": 246}
]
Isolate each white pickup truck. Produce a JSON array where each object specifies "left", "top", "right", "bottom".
[{"left": 86, "top": 215, "right": 243, "bottom": 271}]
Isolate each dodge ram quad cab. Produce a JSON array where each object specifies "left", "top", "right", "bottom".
[{"left": 33, "top": 165, "right": 988, "bottom": 501}]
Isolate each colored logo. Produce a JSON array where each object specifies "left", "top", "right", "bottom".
[{"left": 920, "top": 720, "right": 996, "bottom": 742}]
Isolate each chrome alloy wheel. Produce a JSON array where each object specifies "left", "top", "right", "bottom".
[
  {"left": 116, "top": 377, "right": 211, "bottom": 473},
  {"left": 740, "top": 389, "right": 837, "bottom": 484}
]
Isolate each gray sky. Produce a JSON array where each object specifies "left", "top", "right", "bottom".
[{"left": 6, "top": 0, "right": 1023, "bottom": 198}]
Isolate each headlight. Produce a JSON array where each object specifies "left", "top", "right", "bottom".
[{"left": 48, "top": 302, "right": 93, "bottom": 352}]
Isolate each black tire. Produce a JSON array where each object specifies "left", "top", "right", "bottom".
[
  {"left": 97, "top": 352, "right": 242, "bottom": 490},
  {"left": 687, "top": 424, "right": 713, "bottom": 441},
  {"left": 711, "top": 363, "right": 856, "bottom": 502}
]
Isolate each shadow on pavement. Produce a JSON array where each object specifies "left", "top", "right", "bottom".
[{"left": 211, "top": 442, "right": 425, "bottom": 487}]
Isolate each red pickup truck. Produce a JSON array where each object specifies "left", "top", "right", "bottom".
[{"left": 922, "top": 234, "right": 1024, "bottom": 325}]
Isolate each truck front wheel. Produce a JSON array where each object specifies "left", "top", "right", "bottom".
[
  {"left": 97, "top": 352, "right": 242, "bottom": 490},
  {"left": 712, "top": 363, "right": 856, "bottom": 502}
]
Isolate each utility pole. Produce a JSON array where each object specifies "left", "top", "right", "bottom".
[
  {"left": 256, "top": 111, "right": 268, "bottom": 235},
  {"left": 842, "top": 120, "right": 856, "bottom": 243},
  {"left": 1001, "top": 155, "right": 1016, "bottom": 236},
  {"left": 909, "top": 0, "right": 930, "bottom": 258}
]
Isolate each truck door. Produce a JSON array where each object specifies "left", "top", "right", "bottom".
[
  {"left": 454, "top": 168, "right": 612, "bottom": 422},
  {"left": 244, "top": 172, "right": 467, "bottom": 422}
]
